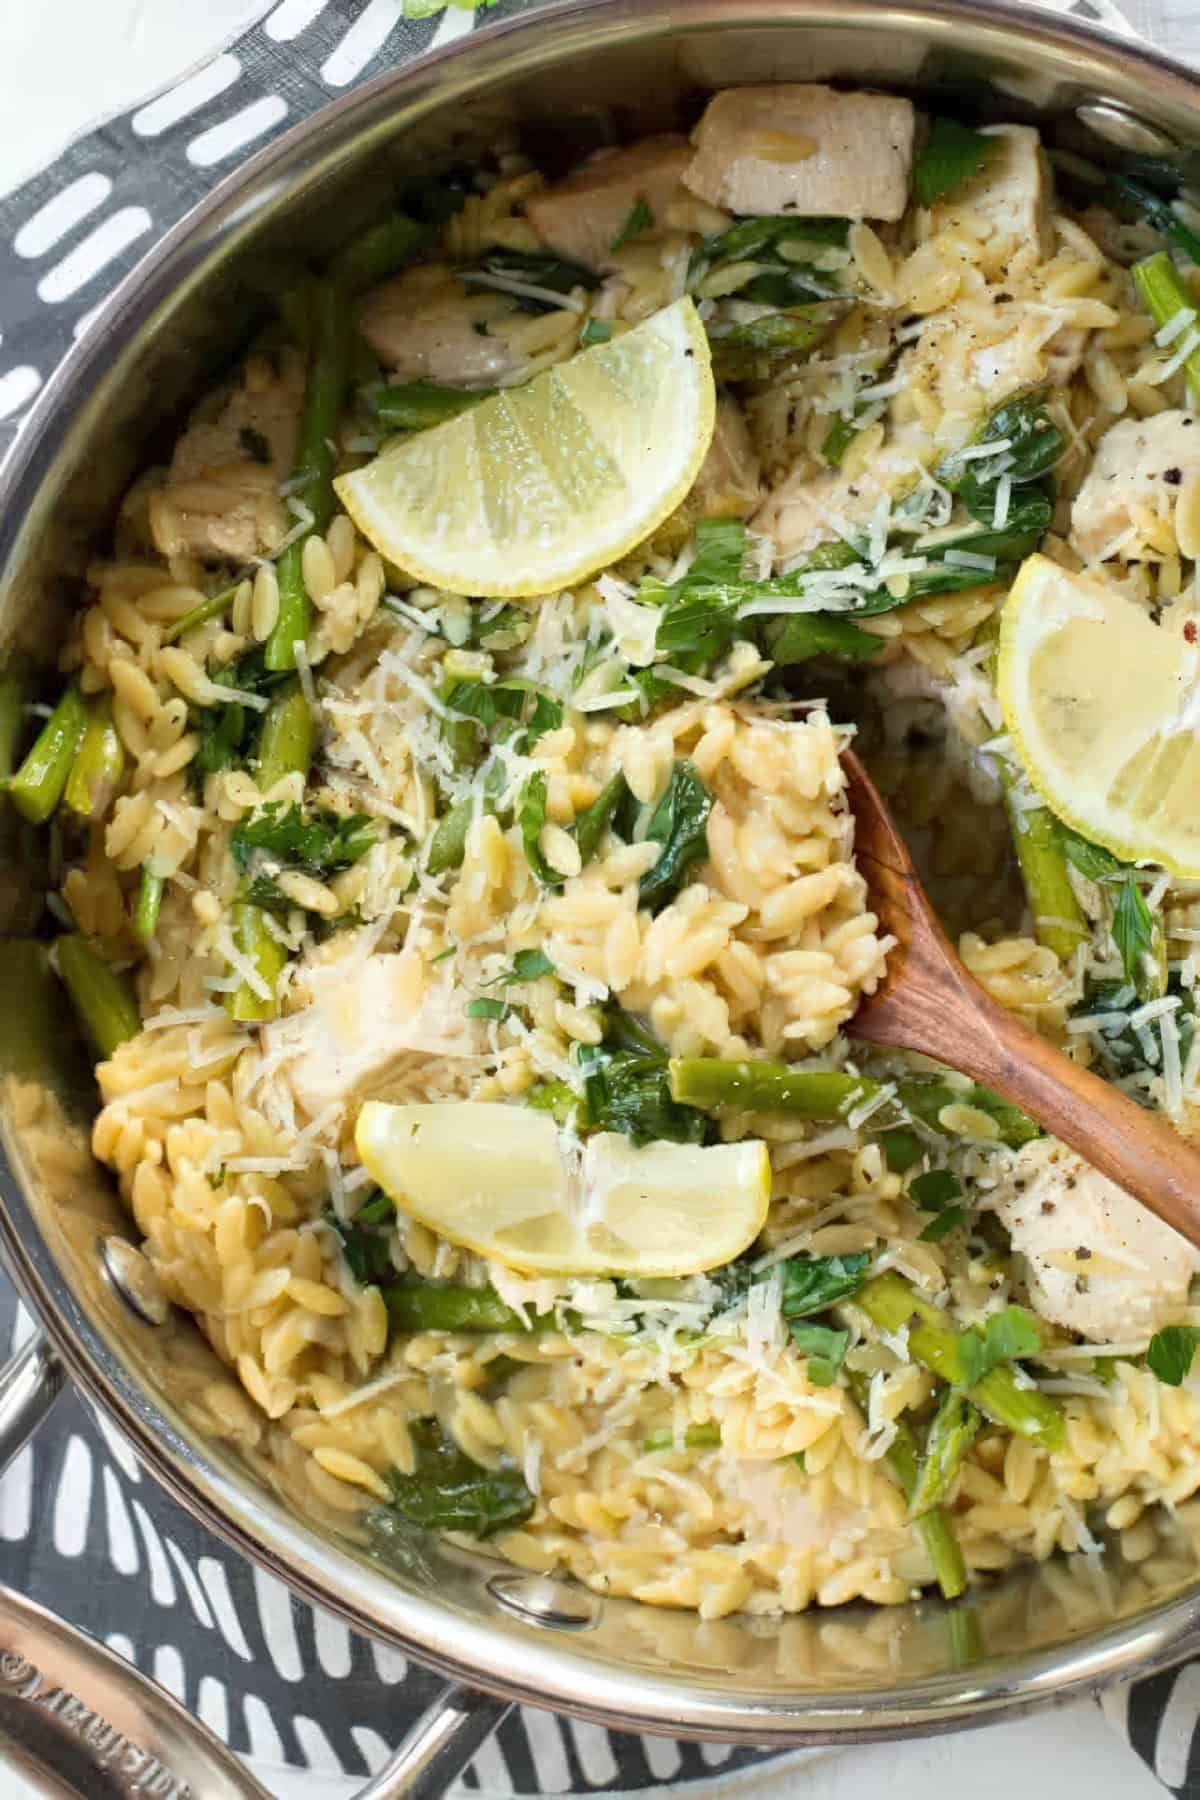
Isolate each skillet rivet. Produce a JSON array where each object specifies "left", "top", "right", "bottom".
[
  {"left": 98, "top": 1235, "right": 170, "bottom": 1326},
  {"left": 1075, "top": 100, "right": 1181, "bottom": 157},
  {"left": 486, "top": 1572, "right": 600, "bottom": 1630}
]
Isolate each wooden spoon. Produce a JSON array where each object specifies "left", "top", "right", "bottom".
[{"left": 841, "top": 747, "right": 1200, "bottom": 1251}]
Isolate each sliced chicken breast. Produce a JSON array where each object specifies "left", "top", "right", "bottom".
[
  {"left": 1070, "top": 409, "right": 1200, "bottom": 563},
  {"left": 358, "top": 263, "right": 528, "bottom": 388},
  {"left": 525, "top": 138, "right": 693, "bottom": 273},
  {"left": 683, "top": 84, "right": 916, "bottom": 221},
  {"left": 991, "top": 1138, "right": 1200, "bottom": 1343}
]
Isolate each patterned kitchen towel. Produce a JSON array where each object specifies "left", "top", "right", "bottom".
[{"left": 0, "top": 3, "right": 1194, "bottom": 1797}]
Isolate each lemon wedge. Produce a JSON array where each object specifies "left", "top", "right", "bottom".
[
  {"left": 355, "top": 1101, "right": 770, "bottom": 1277},
  {"left": 997, "top": 553, "right": 1200, "bottom": 875},
  {"left": 334, "top": 298, "right": 715, "bottom": 598}
]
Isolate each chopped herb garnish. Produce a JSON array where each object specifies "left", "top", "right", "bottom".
[
  {"left": 1147, "top": 1323, "right": 1200, "bottom": 1386},
  {"left": 578, "top": 1006, "right": 708, "bottom": 1146},
  {"left": 384, "top": 1419, "right": 534, "bottom": 1537},
  {"left": 882, "top": 1128, "right": 922, "bottom": 1173},
  {"left": 778, "top": 1251, "right": 871, "bottom": 1319},
  {"left": 465, "top": 997, "right": 510, "bottom": 1022},
  {"left": 913, "top": 117, "right": 1003, "bottom": 206},
  {"left": 910, "top": 1170, "right": 963, "bottom": 1211},
  {"left": 1056, "top": 821, "right": 1122, "bottom": 882},
  {"left": 518, "top": 770, "right": 567, "bottom": 887},
  {"left": 486, "top": 948, "right": 555, "bottom": 986},
  {"left": 787, "top": 1320, "right": 850, "bottom": 1386},
  {"left": 326, "top": 1190, "right": 394, "bottom": 1287},
  {"left": 956, "top": 1306, "right": 1042, "bottom": 1389},
  {"left": 580, "top": 319, "right": 613, "bottom": 346},
  {"left": 232, "top": 802, "right": 376, "bottom": 877},
  {"left": 638, "top": 760, "right": 713, "bottom": 912},
  {"left": 611, "top": 197, "right": 654, "bottom": 252},
  {"left": 920, "top": 1207, "right": 970, "bottom": 1242},
  {"left": 1112, "top": 877, "right": 1161, "bottom": 998}
]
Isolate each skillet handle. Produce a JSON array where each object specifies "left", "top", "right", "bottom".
[
  {"left": 0, "top": 1329, "right": 507, "bottom": 1796},
  {"left": 351, "top": 1682, "right": 513, "bottom": 1800},
  {"left": 0, "top": 1328, "right": 64, "bottom": 1475}
]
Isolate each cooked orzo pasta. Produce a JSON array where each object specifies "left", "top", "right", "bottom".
[{"left": 18, "top": 87, "right": 1200, "bottom": 1619}]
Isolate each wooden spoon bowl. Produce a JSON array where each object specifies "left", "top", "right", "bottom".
[{"left": 841, "top": 747, "right": 1200, "bottom": 1251}]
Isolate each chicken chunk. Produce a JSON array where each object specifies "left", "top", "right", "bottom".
[
  {"left": 148, "top": 359, "right": 303, "bottom": 565},
  {"left": 1070, "top": 410, "right": 1200, "bottom": 563},
  {"left": 928, "top": 125, "right": 1055, "bottom": 272},
  {"left": 991, "top": 1139, "right": 1200, "bottom": 1342},
  {"left": 691, "top": 395, "right": 762, "bottom": 520},
  {"left": 902, "top": 296, "right": 1085, "bottom": 442},
  {"left": 683, "top": 85, "right": 915, "bottom": 221},
  {"left": 269, "top": 952, "right": 479, "bottom": 1119},
  {"left": 524, "top": 138, "right": 693, "bottom": 274},
  {"left": 357, "top": 263, "right": 528, "bottom": 389},
  {"left": 751, "top": 444, "right": 917, "bottom": 564}
]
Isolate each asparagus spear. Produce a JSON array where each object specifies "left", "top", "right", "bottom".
[
  {"left": 372, "top": 382, "right": 494, "bottom": 432},
  {"left": 264, "top": 281, "right": 351, "bottom": 672},
  {"left": 225, "top": 683, "right": 315, "bottom": 1019},
  {"left": 162, "top": 580, "right": 240, "bottom": 646},
  {"left": 331, "top": 212, "right": 432, "bottom": 292},
  {"left": 384, "top": 1281, "right": 542, "bottom": 1335},
  {"left": 574, "top": 771, "right": 630, "bottom": 867},
  {"left": 998, "top": 768, "right": 1088, "bottom": 963},
  {"left": 255, "top": 682, "right": 314, "bottom": 795},
  {"left": 132, "top": 868, "right": 164, "bottom": 946},
  {"left": 856, "top": 1272, "right": 1065, "bottom": 1451},
  {"left": 1133, "top": 251, "right": 1200, "bottom": 393},
  {"left": 668, "top": 1058, "right": 1039, "bottom": 1146},
  {"left": 63, "top": 696, "right": 125, "bottom": 820},
  {"left": 8, "top": 684, "right": 87, "bottom": 824},
  {"left": 226, "top": 902, "right": 289, "bottom": 1024},
  {"left": 847, "top": 1369, "right": 968, "bottom": 1602},
  {"left": 643, "top": 1421, "right": 721, "bottom": 1453},
  {"left": 55, "top": 936, "right": 141, "bottom": 1058}
]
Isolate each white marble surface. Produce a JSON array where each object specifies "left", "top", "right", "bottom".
[{"left": 0, "top": 4, "right": 1190, "bottom": 1797}]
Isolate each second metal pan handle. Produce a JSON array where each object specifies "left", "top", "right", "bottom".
[{"left": 0, "top": 1329, "right": 510, "bottom": 1797}]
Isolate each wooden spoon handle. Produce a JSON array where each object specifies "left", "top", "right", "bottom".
[{"left": 873, "top": 955, "right": 1200, "bottom": 1251}]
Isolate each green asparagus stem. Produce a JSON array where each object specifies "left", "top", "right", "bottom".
[
  {"left": 856, "top": 1273, "right": 1065, "bottom": 1451},
  {"left": 574, "top": 772, "right": 630, "bottom": 867},
  {"left": 1133, "top": 251, "right": 1200, "bottom": 393},
  {"left": 255, "top": 682, "right": 314, "bottom": 794},
  {"left": 63, "top": 696, "right": 125, "bottom": 820},
  {"left": 55, "top": 935, "right": 141, "bottom": 1059},
  {"left": 0, "top": 671, "right": 27, "bottom": 782},
  {"left": 225, "top": 902, "right": 288, "bottom": 1024},
  {"left": 332, "top": 212, "right": 432, "bottom": 292},
  {"left": 8, "top": 684, "right": 87, "bottom": 824},
  {"left": 264, "top": 281, "right": 350, "bottom": 672},
  {"left": 372, "top": 382, "right": 494, "bottom": 432},
  {"left": 847, "top": 1370, "right": 968, "bottom": 1601},
  {"left": 163, "top": 581, "right": 241, "bottom": 646},
  {"left": 668, "top": 1058, "right": 1039, "bottom": 1147},
  {"left": 224, "top": 682, "right": 314, "bottom": 1015},
  {"left": 999, "top": 770, "right": 1088, "bottom": 963},
  {"left": 132, "top": 868, "right": 164, "bottom": 946},
  {"left": 384, "top": 1281, "right": 543, "bottom": 1335},
  {"left": 643, "top": 1421, "right": 721, "bottom": 1453}
]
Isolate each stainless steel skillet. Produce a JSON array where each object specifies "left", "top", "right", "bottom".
[{"left": 2, "top": 3, "right": 1200, "bottom": 1792}]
